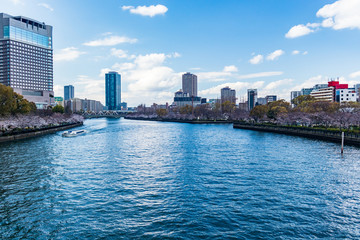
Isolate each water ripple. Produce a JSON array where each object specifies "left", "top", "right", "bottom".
[{"left": 1, "top": 118, "right": 360, "bottom": 239}]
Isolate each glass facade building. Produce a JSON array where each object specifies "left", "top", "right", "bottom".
[
  {"left": 105, "top": 71, "right": 121, "bottom": 110},
  {"left": 247, "top": 89, "right": 258, "bottom": 111},
  {"left": 64, "top": 85, "right": 74, "bottom": 101},
  {"left": 0, "top": 13, "right": 53, "bottom": 109}
]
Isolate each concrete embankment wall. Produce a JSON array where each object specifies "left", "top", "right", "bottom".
[
  {"left": 0, "top": 122, "right": 83, "bottom": 143},
  {"left": 125, "top": 117, "right": 232, "bottom": 124},
  {"left": 233, "top": 123, "right": 360, "bottom": 147}
]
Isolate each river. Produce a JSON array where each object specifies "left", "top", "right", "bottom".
[{"left": 1, "top": 118, "right": 360, "bottom": 239}]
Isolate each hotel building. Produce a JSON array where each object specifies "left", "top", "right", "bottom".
[{"left": 0, "top": 13, "right": 53, "bottom": 109}]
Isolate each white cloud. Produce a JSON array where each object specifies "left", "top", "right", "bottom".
[
  {"left": 223, "top": 65, "right": 238, "bottom": 72},
  {"left": 111, "top": 48, "right": 128, "bottom": 59},
  {"left": 54, "top": 47, "right": 85, "bottom": 62},
  {"left": 317, "top": 0, "right": 360, "bottom": 30},
  {"left": 199, "top": 81, "right": 265, "bottom": 97},
  {"left": 349, "top": 71, "right": 360, "bottom": 79},
  {"left": 38, "top": 3, "right": 53, "bottom": 11},
  {"left": 172, "top": 52, "right": 181, "bottom": 58},
  {"left": 303, "top": 51, "right": 308, "bottom": 55},
  {"left": 249, "top": 54, "right": 264, "bottom": 64},
  {"left": 122, "top": 4, "right": 168, "bottom": 17},
  {"left": 286, "top": 0, "right": 360, "bottom": 39},
  {"left": 197, "top": 71, "right": 232, "bottom": 82},
  {"left": 237, "top": 71, "right": 283, "bottom": 80},
  {"left": 99, "top": 52, "right": 181, "bottom": 105},
  {"left": 285, "top": 24, "right": 315, "bottom": 38},
  {"left": 267, "top": 49, "right": 285, "bottom": 61},
  {"left": 83, "top": 36, "right": 138, "bottom": 47},
  {"left": 102, "top": 32, "right": 113, "bottom": 36},
  {"left": 10, "top": 0, "right": 23, "bottom": 5},
  {"left": 74, "top": 75, "right": 105, "bottom": 103},
  {"left": 292, "top": 50, "right": 300, "bottom": 55},
  {"left": 290, "top": 75, "right": 325, "bottom": 91},
  {"left": 53, "top": 85, "right": 63, "bottom": 98},
  {"left": 122, "top": 6, "right": 133, "bottom": 11},
  {"left": 264, "top": 79, "right": 293, "bottom": 91}
]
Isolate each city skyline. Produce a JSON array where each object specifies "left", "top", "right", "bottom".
[{"left": 2, "top": 0, "right": 360, "bottom": 106}]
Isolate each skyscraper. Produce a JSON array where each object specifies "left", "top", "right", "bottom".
[
  {"left": 182, "top": 72, "right": 197, "bottom": 97},
  {"left": 247, "top": 89, "right": 257, "bottom": 111},
  {"left": 0, "top": 13, "right": 53, "bottom": 109},
  {"left": 221, "top": 86, "right": 236, "bottom": 104},
  {"left": 64, "top": 85, "right": 74, "bottom": 101},
  {"left": 105, "top": 71, "right": 121, "bottom": 110}
]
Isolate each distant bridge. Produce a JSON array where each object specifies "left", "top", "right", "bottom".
[{"left": 83, "top": 110, "right": 136, "bottom": 119}]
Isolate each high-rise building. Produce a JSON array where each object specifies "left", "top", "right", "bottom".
[
  {"left": 64, "top": 85, "right": 74, "bottom": 101},
  {"left": 105, "top": 71, "right": 121, "bottom": 110},
  {"left": 182, "top": 72, "right": 197, "bottom": 97},
  {"left": 221, "top": 86, "right": 236, "bottom": 104},
  {"left": 247, "top": 89, "right": 257, "bottom": 111},
  {"left": 0, "top": 13, "right": 53, "bottom": 109}
]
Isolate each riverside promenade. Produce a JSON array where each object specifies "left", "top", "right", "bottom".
[{"left": 233, "top": 122, "right": 360, "bottom": 147}]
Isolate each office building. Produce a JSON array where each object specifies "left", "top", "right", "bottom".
[
  {"left": 265, "top": 95, "right": 277, "bottom": 104},
  {"left": 105, "top": 71, "right": 121, "bottom": 110},
  {"left": 247, "top": 89, "right": 257, "bottom": 111},
  {"left": 182, "top": 72, "right": 197, "bottom": 97},
  {"left": 310, "top": 87, "right": 335, "bottom": 102},
  {"left": 221, "top": 86, "right": 236, "bottom": 104},
  {"left": 120, "top": 102, "right": 127, "bottom": 110},
  {"left": 291, "top": 91, "right": 302, "bottom": 101},
  {"left": 0, "top": 13, "right": 53, "bottom": 109},
  {"left": 301, "top": 88, "right": 314, "bottom": 96},
  {"left": 64, "top": 85, "right": 74, "bottom": 101},
  {"left": 173, "top": 89, "right": 201, "bottom": 107},
  {"left": 336, "top": 89, "right": 357, "bottom": 103},
  {"left": 64, "top": 98, "right": 104, "bottom": 113},
  {"left": 257, "top": 97, "right": 266, "bottom": 106}
]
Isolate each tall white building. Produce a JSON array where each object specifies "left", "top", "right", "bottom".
[
  {"left": 221, "top": 86, "right": 236, "bottom": 104},
  {"left": 182, "top": 72, "right": 197, "bottom": 97}
]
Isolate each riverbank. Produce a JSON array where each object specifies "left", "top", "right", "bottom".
[
  {"left": 0, "top": 122, "right": 83, "bottom": 143},
  {"left": 233, "top": 122, "right": 360, "bottom": 146},
  {"left": 125, "top": 116, "right": 233, "bottom": 124}
]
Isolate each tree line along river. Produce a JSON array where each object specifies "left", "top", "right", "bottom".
[{"left": 1, "top": 118, "right": 360, "bottom": 239}]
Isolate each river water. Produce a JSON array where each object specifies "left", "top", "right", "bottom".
[{"left": 1, "top": 118, "right": 360, "bottom": 239}]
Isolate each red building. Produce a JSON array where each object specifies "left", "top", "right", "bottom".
[{"left": 328, "top": 80, "right": 348, "bottom": 89}]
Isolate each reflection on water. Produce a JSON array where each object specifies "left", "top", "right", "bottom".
[{"left": 1, "top": 118, "right": 360, "bottom": 239}]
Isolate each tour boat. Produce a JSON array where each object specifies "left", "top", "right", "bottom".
[{"left": 62, "top": 130, "right": 87, "bottom": 137}]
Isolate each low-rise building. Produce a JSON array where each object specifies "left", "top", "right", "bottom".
[
  {"left": 336, "top": 89, "right": 357, "bottom": 103},
  {"left": 256, "top": 97, "right": 266, "bottom": 106},
  {"left": 173, "top": 89, "right": 201, "bottom": 107},
  {"left": 265, "top": 95, "right": 277, "bottom": 104},
  {"left": 310, "top": 87, "right": 335, "bottom": 102}
]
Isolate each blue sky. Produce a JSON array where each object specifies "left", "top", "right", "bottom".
[{"left": 2, "top": 0, "right": 360, "bottom": 106}]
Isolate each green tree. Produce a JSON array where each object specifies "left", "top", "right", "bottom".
[
  {"left": 250, "top": 105, "right": 268, "bottom": 122},
  {"left": 221, "top": 100, "right": 235, "bottom": 114},
  {"left": 52, "top": 104, "right": 65, "bottom": 114},
  {"left": 156, "top": 108, "right": 168, "bottom": 117},
  {"left": 292, "top": 95, "right": 316, "bottom": 107},
  {"left": 0, "top": 84, "right": 36, "bottom": 115},
  {"left": 267, "top": 100, "right": 290, "bottom": 120},
  {"left": 179, "top": 105, "right": 193, "bottom": 115},
  {"left": 0, "top": 84, "right": 16, "bottom": 115}
]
